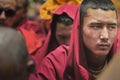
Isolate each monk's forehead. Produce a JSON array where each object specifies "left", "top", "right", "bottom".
[{"left": 0, "top": 0, "right": 16, "bottom": 8}]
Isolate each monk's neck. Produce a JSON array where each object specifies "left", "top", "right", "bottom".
[{"left": 85, "top": 48, "right": 107, "bottom": 71}]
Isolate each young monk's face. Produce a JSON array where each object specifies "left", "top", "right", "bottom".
[
  {"left": 82, "top": 8, "right": 117, "bottom": 56},
  {"left": 56, "top": 22, "right": 73, "bottom": 45}
]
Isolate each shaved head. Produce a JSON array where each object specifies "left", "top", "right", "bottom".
[{"left": 0, "top": 27, "right": 34, "bottom": 80}]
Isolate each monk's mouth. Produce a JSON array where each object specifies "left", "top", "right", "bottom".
[{"left": 97, "top": 44, "right": 110, "bottom": 50}]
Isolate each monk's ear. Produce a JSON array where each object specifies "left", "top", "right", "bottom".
[{"left": 26, "top": 56, "right": 36, "bottom": 73}]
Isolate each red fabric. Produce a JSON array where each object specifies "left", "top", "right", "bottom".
[
  {"left": 37, "top": 45, "right": 69, "bottom": 80},
  {"left": 114, "top": 29, "right": 120, "bottom": 54},
  {"left": 29, "top": 74, "right": 38, "bottom": 80},
  {"left": 18, "top": 28, "right": 42, "bottom": 55},
  {"left": 37, "top": 6, "right": 120, "bottom": 80},
  {"left": 17, "top": 19, "right": 46, "bottom": 55},
  {"left": 18, "top": 20, "right": 47, "bottom": 42},
  {"left": 34, "top": 4, "right": 79, "bottom": 68}
]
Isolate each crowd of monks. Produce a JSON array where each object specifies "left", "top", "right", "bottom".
[{"left": 0, "top": 0, "right": 120, "bottom": 80}]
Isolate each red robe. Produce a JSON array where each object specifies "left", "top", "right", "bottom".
[
  {"left": 17, "top": 20, "right": 47, "bottom": 40},
  {"left": 18, "top": 23, "right": 42, "bottom": 80},
  {"left": 16, "top": 20, "right": 46, "bottom": 55},
  {"left": 18, "top": 28, "right": 42, "bottom": 55},
  {"left": 34, "top": 4, "right": 79, "bottom": 69},
  {"left": 37, "top": 5, "right": 120, "bottom": 80}
]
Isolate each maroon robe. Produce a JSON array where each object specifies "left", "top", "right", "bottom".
[
  {"left": 37, "top": 5, "right": 120, "bottom": 80},
  {"left": 18, "top": 27, "right": 42, "bottom": 55},
  {"left": 17, "top": 19, "right": 47, "bottom": 40},
  {"left": 34, "top": 4, "right": 79, "bottom": 69}
]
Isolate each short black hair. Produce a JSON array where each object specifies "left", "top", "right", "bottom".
[
  {"left": 80, "top": 0, "right": 118, "bottom": 27},
  {"left": 51, "top": 13, "right": 73, "bottom": 34},
  {"left": 56, "top": 13, "right": 73, "bottom": 26}
]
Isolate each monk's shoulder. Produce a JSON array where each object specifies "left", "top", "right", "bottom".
[
  {"left": 47, "top": 45, "right": 69, "bottom": 59},
  {"left": 37, "top": 45, "right": 69, "bottom": 79},
  {"left": 41, "top": 45, "right": 69, "bottom": 67}
]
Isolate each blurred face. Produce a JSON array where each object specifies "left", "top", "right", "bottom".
[
  {"left": 0, "top": 0, "right": 26, "bottom": 28},
  {"left": 82, "top": 8, "right": 117, "bottom": 56},
  {"left": 55, "top": 22, "right": 73, "bottom": 45},
  {"left": 0, "top": 0, "right": 17, "bottom": 27},
  {"left": 10, "top": 0, "right": 27, "bottom": 28}
]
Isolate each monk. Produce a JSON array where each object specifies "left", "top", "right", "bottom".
[
  {"left": 0, "top": 0, "right": 42, "bottom": 56},
  {"left": 37, "top": 0, "right": 120, "bottom": 80},
  {"left": 0, "top": 27, "right": 36, "bottom": 80},
  {"left": 35, "top": 4, "right": 78, "bottom": 67}
]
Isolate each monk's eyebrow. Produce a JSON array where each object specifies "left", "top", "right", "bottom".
[
  {"left": 107, "top": 23, "right": 117, "bottom": 25},
  {"left": 89, "top": 22, "right": 102, "bottom": 25},
  {"left": 90, "top": 22, "right": 117, "bottom": 26}
]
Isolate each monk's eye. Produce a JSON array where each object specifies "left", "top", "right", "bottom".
[
  {"left": 89, "top": 24, "right": 102, "bottom": 30},
  {"left": 107, "top": 24, "right": 117, "bottom": 30}
]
